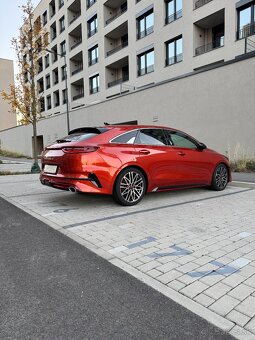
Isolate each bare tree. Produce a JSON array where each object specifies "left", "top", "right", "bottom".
[{"left": 1, "top": 0, "right": 49, "bottom": 172}]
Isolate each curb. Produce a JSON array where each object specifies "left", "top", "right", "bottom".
[{"left": 229, "top": 181, "right": 255, "bottom": 189}]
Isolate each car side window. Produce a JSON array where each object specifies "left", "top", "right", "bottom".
[
  {"left": 111, "top": 130, "right": 138, "bottom": 144},
  {"left": 171, "top": 132, "right": 198, "bottom": 149},
  {"left": 135, "top": 129, "right": 168, "bottom": 146}
]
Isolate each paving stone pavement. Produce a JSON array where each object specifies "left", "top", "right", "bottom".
[{"left": 1, "top": 174, "right": 255, "bottom": 339}]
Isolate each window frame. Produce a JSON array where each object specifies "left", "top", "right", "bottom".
[
  {"left": 237, "top": 2, "right": 255, "bottom": 40},
  {"left": 165, "top": 35, "right": 183, "bottom": 66},
  {"left": 137, "top": 48, "right": 155, "bottom": 76}
]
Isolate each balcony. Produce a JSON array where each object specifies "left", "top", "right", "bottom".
[
  {"left": 68, "top": 0, "right": 81, "bottom": 26},
  {"left": 70, "top": 51, "right": 83, "bottom": 76},
  {"left": 195, "top": 37, "right": 224, "bottom": 56},
  {"left": 106, "top": 4, "right": 127, "bottom": 25},
  {"left": 108, "top": 75, "right": 128, "bottom": 88},
  {"left": 69, "top": 24, "right": 82, "bottom": 51},
  {"left": 73, "top": 93, "right": 84, "bottom": 101},
  {"left": 237, "top": 23, "right": 255, "bottom": 40},
  {"left": 71, "top": 78, "right": 84, "bottom": 101},
  {"left": 104, "top": 0, "right": 127, "bottom": 26},
  {"left": 106, "top": 56, "right": 129, "bottom": 89},
  {"left": 194, "top": 0, "right": 213, "bottom": 10},
  {"left": 106, "top": 40, "right": 128, "bottom": 57},
  {"left": 165, "top": 9, "right": 182, "bottom": 25}
]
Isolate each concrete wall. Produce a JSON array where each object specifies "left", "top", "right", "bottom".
[
  {"left": 0, "top": 58, "right": 17, "bottom": 130},
  {"left": 0, "top": 56, "right": 254, "bottom": 159}
]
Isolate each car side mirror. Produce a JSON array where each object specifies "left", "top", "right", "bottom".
[{"left": 198, "top": 142, "right": 207, "bottom": 151}]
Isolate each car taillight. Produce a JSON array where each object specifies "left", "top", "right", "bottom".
[{"left": 62, "top": 146, "right": 99, "bottom": 154}]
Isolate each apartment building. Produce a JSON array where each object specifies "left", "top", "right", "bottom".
[
  {"left": 0, "top": 58, "right": 16, "bottom": 131},
  {"left": 31, "top": 0, "right": 255, "bottom": 116}
]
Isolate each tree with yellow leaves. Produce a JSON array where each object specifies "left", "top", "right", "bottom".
[{"left": 1, "top": 0, "right": 49, "bottom": 173}]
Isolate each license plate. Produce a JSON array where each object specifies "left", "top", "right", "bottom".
[{"left": 44, "top": 164, "right": 58, "bottom": 174}]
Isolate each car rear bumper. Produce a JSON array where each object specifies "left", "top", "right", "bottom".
[{"left": 40, "top": 173, "right": 110, "bottom": 194}]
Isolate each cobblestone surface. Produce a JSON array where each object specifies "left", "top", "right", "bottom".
[{"left": 1, "top": 174, "right": 255, "bottom": 339}]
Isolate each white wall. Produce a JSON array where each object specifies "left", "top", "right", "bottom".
[{"left": 0, "top": 56, "right": 254, "bottom": 158}]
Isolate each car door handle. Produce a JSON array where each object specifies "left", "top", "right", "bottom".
[
  {"left": 139, "top": 149, "right": 150, "bottom": 155},
  {"left": 177, "top": 151, "right": 186, "bottom": 156}
]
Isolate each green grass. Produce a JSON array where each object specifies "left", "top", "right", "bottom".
[
  {"left": 0, "top": 171, "right": 31, "bottom": 176},
  {"left": 0, "top": 149, "right": 29, "bottom": 158}
]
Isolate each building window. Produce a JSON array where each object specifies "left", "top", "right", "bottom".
[
  {"left": 62, "top": 89, "right": 67, "bottom": 104},
  {"left": 87, "top": 0, "right": 96, "bottom": 9},
  {"left": 237, "top": 2, "right": 255, "bottom": 40},
  {"left": 61, "top": 66, "right": 67, "bottom": 80},
  {"left": 89, "top": 74, "right": 100, "bottom": 94},
  {"left": 54, "top": 90, "right": 60, "bottom": 107},
  {"left": 42, "top": 11, "right": 47, "bottom": 25},
  {"left": 60, "top": 40, "right": 66, "bottom": 55},
  {"left": 137, "top": 9, "right": 154, "bottom": 39},
  {"left": 51, "top": 22, "right": 57, "bottom": 41},
  {"left": 45, "top": 54, "right": 50, "bottom": 68},
  {"left": 88, "top": 15, "right": 98, "bottom": 38},
  {"left": 165, "top": 0, "right": 182, "bottom": 25},
  {"left": 59, "top": 0, "right": 64, "bottom": 9},
  {"left": 47, "top": 95, "right": 52, "bottom": 110},
  {"left": 50, "top": 0, "right": 56, "bottom": 17},
  {"left": 137, "top": 49, "right": 154, "bottom": 76},
  {"left": 40, "top": 97, "right": 45, "bottom": 112},
  {"left": 53, "top": 68, "right": 59, "bottom": 85},
  {"left": 88, "top": 45, "right": 98, "bottom": 66},
  {"left": 59, "top": 16, "right": 65, "bottom": 33},
  {"left": 166, "top": 36, "right": 183, "bottom": 66},
  {"left": 52, "top": 45, "right": 58, "bottom": 63},
  {"left": 46, "top": 74, "right": 51, "bottom": 89}
]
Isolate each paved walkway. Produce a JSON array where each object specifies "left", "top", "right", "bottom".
[
  {"left": 0, "top": 174, "right": 255, "bottom": 339},
  {"left": 0, "top": 196, "right": 233, "bottom": 340}
]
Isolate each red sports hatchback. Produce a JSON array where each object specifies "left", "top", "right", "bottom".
[{"left": 40, "top": 125, "right": 231, "bottom": 205}]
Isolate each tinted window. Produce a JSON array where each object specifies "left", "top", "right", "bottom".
[
  {"left": 136, "top": 129, "right": 168, "bottom": 146},
  {"left": 57, "top": 133, "right": 98, "bottom": 143},
  {"left": 111, "top": 130, "right": 138, "bottom": 144},
  {"left": 164, "top": 130, "right": 197, "bottom": 149}
]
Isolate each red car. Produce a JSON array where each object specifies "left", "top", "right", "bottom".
[{"left": 40, "top": 125, "right": 231, "bottom": 206}]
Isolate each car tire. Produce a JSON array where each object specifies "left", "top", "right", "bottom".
[
  {"left": 113, "top": 167, "right": 146, "bottom": 206},
  {"left": 211, "top": 163, "right": 229, "bottom": 191}
]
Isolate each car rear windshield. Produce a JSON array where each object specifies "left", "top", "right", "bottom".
[{"left": 57, "top": 127, "right": 109, "bottom": 143}]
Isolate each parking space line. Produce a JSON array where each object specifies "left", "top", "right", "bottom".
[{"left": 63, "top": 188, "right": 253, "bottom": 229}]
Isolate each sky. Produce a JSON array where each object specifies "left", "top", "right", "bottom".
[{"left": 0, "top": 0, "right": 40, "bottom": 66}]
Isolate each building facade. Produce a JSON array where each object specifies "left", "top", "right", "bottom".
[
  {"left": 0, "top": 0, "right": 254, "bottom": 158},
  {"left": 31, "top": 0, "right": 255, "bottom": 115},
  {"left": 0, "top": 58, "right": 16, "bottom": 131}
]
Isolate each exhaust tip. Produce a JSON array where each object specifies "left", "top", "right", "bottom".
[{"left": 68, "top": 187, "right": 77, "bottom": 193}]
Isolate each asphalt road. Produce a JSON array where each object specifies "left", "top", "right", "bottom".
[{"left": 0, "top": 197, "right": 234, "bottom": 340}]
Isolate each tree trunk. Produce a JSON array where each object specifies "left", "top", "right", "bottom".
[{"left": 32, "top": 120, "right": 38, "bottom": 164}]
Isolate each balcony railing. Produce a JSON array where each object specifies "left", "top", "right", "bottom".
[
  {"left": 69, "top": 12, "right": 81, "bottom": 25},
  {"left": 195, "top": 37, "right": 224, "bottom": 56},
  {"left": 137, "top": 26, "right": 153, "bottom": 40},
  {"left": 194, "top": 0, "right": 213, "bottom": 10},
  {"left": 88, "top": 57, "right": 98, "bottom": 66},
  {"left": 245, "top": 37, "right": 255, "bottom": 53},
  {"left": 165, "top": 9, "right": 182, "bottom": 25},
  {"left": 72, "top": 67, "right": 83, "bottom": 76},
  {"left": 73, "top": 93, "right": 84, "bottom": 101},
  {"left": 70, "top": 38, "right": 82, "bottom": 50},
  {"left": 105, "top": 5, "right": 127, "bottom": 25},
  {"left": 166, "top": 53, "right": 183, "bottom": 66},
  {"left": 138, "top": 64, "right": 154, "bottom": 76},
  {"left": 106, "top": 40, "right": 128, "bottom": 57},
  {"left": 90, "top": 87, "right": 99, "bottom": 94},
  {"left": 237, "top": 23, "right": 255, "bottom": 40},
  {"left": 88, "top": 27, "right": 98, "bottom": 38},
  {"left": 108, "top": 75, "right": 129, "bottom": 88}
]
